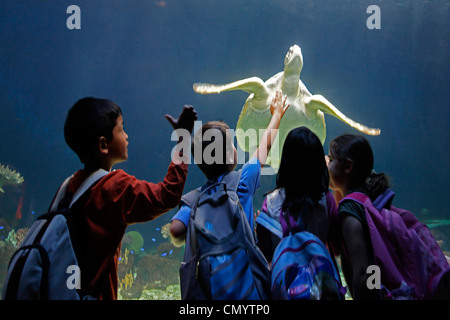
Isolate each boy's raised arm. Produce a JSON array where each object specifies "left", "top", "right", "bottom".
[{"left": 252, "top": 90, "right": 289, "bottom": 167}]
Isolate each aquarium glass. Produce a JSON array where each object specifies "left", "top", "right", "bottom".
[{"left": 0, "top": 0, "right": 449, "bottom": 299}]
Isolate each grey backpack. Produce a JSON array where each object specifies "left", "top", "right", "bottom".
[
  {"left": 179, "top": 170, "right": 270, "bottom": 300},
  {"left": 1, "top": 169, "right": 108, "bottom": 300}
]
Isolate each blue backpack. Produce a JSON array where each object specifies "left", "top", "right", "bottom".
[
  {"left": 1, "top": 169, "right": 108, "bottom": 300},
  {"left": 271, "top": 209, "right": 345, "bottom": 300},
  {"left": 179, "top": 170, "right": 270, "bottom": 300}
]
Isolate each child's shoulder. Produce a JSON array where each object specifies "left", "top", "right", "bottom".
[
  {"left": 338, "top": 197, "right": 366, "bottom": 224},
  {"left": 84, "top": 168, "right": 131, "bottom": 191},
  {"left": 243, "top": 156, "right": 260, "bottom": 169},
  {"left": 239, "top": 157, "right": 261, "bottom": 179}
]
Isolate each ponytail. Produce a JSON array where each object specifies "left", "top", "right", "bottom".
[{"left": 366, "top": 170, "right": 390, "bottom": 201}]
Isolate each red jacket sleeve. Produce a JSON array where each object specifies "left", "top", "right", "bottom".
[
  {"left": 124, "top": 161, "right": 188, "bottom": 224},
  {"left": 91, "top": 161, "right": 188, "bottom": 224}
]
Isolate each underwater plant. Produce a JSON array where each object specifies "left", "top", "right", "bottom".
[
  {"left": 117, "top": 238, "right": 183, "bottom": 300},
  {"left": 135, "top": 254, "right": 180, "bottom": 291},
  {"left": 117, "top": 247, "right": 141, "bottom": 299},
  {"left": 0, "top": 163, "right": 24, "bottom": 193},
  {"left": 160, "top": 222, "right": 170, "bottom": 239},
  {"left": 138, "top": 284, "right": 181, "bottom": 300},
  {"left": 0, "top": 228, "right": 29, "bottom": 293},
  {"left": 122, "top": 230, "right": 144, "bottom": 253},
  {"left": 120, "top": 271, "right": 135, "bottom": 290}
]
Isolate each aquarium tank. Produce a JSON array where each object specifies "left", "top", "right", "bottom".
[{"left": 0, "top": 0, "right": 449, "bottom": 300}]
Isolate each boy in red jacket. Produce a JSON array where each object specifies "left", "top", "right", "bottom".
[{"left": 63, "top": 97, "right": 197, "bottom": 299}]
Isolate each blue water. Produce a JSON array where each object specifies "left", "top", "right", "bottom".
[{"left": 0, "top": 0, "right": 449, "bottom": 284}]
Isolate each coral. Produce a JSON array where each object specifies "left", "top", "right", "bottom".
[
  {"left": 0, "top": 244, "right": 16, "bottom": 293},
  {"left": 0, "top": 163, "right": 24, "bottom": 193},
  {"left": 135, "top": 254, "right": 180, "bottom": 290},
  {"left": 118, "top": 247, "right": 182, "bottom": 300},
  {"left": 118, "top": 270, "right": 144, "bottom": 299},
  {"left": 14, "top": 228, "right": 28, "bottom": 247},
  {"left": 120, "top": 271, "right": 134, "bottom": 289},
  {"left": 0, "top": 228, "right": 27, "bottom": 294},
  {"left": 122, "top": 230, "right": 144, "bottom": 253},
  {"left": 156, "top": 241, "right": 183, "bottom": 260},
  {"left": 1, "top": 228, "right": 28, "bottom": 248},
  {"left": 139, "top": 284, "right": 181, "bottom": 300},
  {"left": 118, "top": 248, "right": 135, "bottom": 279},
  {"left": 118, "top": 228, "right": 184, "bottom": 300},
  {"left": 160, "top": 222, "right": 171, "bottom": 239},
  {"left": 117, "top": 237, "right": 184, "bottom": 300},
  {"left": 117, "top": 246, "right": 143, "bottom": 299}
]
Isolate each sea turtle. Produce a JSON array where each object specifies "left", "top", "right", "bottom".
[{"left": 193, "top": 44, "right": 380, "bottom": 171}]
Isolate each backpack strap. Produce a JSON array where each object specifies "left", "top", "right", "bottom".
[
  {"left": 180, "top": 169, "right": 243, "bottom": 210},
  {"left": 279, "top": 196, "right": 328, "bottom": 238},
  {"left": 48, "top": 169, "right": 109, "bottom": 212},
  {"left": 279, "top": 211, "right": 301, "bottom": 237},
  {"left": 220, "top": 170, "right": 242, "bottom": 194},
  {"left": 48, "top": 175, "right": 73, "bottom": 212},
  {"left": 69, "top": 169, "right": 109, "bottom": 208},
  {"left": 183, "top": 170, "right": 243, "bottom": 258},
  {"left": 341, "top": 192, "right": 369, "bottom": 206},
  {"left": 341, "top": 189, "right": 396, "bottom": 212},
  {"left": 180, "top": 188, "right": 201, "bottom": 209},
  {"left": 372, "top": 189, "right": 395, "bottom": 211}
]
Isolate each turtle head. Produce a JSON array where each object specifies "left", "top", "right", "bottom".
[{"left": 284, "top": 45, "right": 303, "bottom": 74}]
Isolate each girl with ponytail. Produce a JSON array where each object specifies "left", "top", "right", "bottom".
[{"left": 327, "top": 134, "right": 388, "bottom": 299}]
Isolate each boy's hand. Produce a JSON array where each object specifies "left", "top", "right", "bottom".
[
  {"left": 165, "top": 105, "right": 198, "bottom": 134},
  {"left": 270, "top": 90, "right": 289, "bottom": 118}
]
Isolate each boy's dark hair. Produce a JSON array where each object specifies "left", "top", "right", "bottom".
[
  {"left": 64, "top": 97, "right": 122, "bottom": 164},
  {"left": 275, "top": 127, "right": 329, "bottom": 227},
  {"left": 329, "top": 134, "right": 389, "bottom": 200},
  {"left": 192, "top": 121, "right": 234, "bottom": 180}
]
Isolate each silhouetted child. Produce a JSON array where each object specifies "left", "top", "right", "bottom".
[
  {"left": 169, "top": 91, "right": 289, "bottom": 246},
  {"left": 256, "top": 126, "right": 338, "bottom": 265},
  {"left": 169, "top": 91, "right": 288, "bottom": 299},
  {"left": 326, "top": 134, "right": 387, "bottom": 299},
  {"left": 63, "top": 97, "right": 197, "bottom": 299},
  {"left": 327, "top": 134, "right": 450, "bottom": 300}
]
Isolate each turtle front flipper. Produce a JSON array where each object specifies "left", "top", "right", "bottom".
[
  {"left": 193, "top": 77, "right": 270, "bottom": 104},
  {"left": 306, "top": 94, "right": 381, "bottom": 136}
]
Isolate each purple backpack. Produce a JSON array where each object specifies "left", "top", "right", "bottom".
[{"left": 342, "top": 189, "right": 450, "bottom": 299}]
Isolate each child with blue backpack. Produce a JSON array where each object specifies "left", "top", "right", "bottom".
[
  {"left": 256, "top": 126, "right": 338, "bottom": 261},
  {"left": 170, "top": 90, "right": 289, "bottom": 299},
  {"left": 256, "top": 126, "right": 344, "bottom": 300},
  {"left": 7, "top": 98, "right": 198, "bottom": 300},
  {"left": 327, "top": 134, "right": 450, "bottom": 299},
  {"left": 62, "top": 99, "right": 198, "bottom": 300}
]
